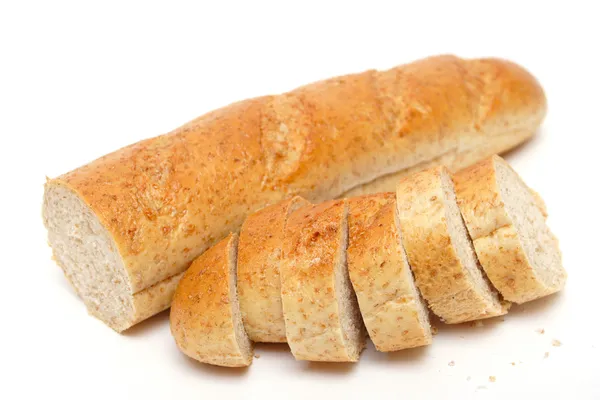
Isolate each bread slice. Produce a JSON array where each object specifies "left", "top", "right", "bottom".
[
  {"left": 453, "top": 155, "right": 566, "bottom": 303},
  {"left": 237, "top": 196, "right": 311, "bottom": 343},
  {"left": 396, "top": 166, "right": 508, "bottom": 323},
  {"left": 280, "top": 200, "right": 366, "bottom": 361},
  {"left": 347, "top": 193, "right": 432, "bottom": 352},
  {"left": 170, "top": 233, "right": 252, "bottom": 367}
]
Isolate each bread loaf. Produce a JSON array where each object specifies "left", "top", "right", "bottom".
[
  {"left": 280, "top": 200, "right": 366, "bottom": 361},
  {"left": 43, "top": 55, "right": 546, "bottom": 331},
  {"left": 453, "top": 156, "right": 566, "bottom": 303},
  {"left": 237, "top": 196, "right": 310, "bottom": 343},
  {"left": 170, "top": 233, "right": 253, "bottom": 367},
  {"left": 347, "top": 193, "right": 431, "bottom": 351},
  {"left": 396, "top": 166, "right": 509, "bottom": 323}
]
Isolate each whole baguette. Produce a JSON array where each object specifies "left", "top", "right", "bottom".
[{"left": 43, "top": 55, "right": 546, "bottom": 331}]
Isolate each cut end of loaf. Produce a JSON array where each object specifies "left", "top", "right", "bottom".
[
  {"left": 43, "top": 183, "right": 135, "bottom": 332},
  {"left": 228, "top": 234, "right": 254, "bottom": 366},
  {"left": 494, "top": 158, "right": 566, "bottom": 302},
  {"left": 335, "top": 203, "right": 367, "bottom": 361}
]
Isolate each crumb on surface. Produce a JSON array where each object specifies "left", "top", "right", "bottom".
[
  {"left": 544, "top": 352, "right": 550, "bottom": 359},
  {"left": 552, "top": 339, "right": 562, "bottom": 347},
  {"left": 536, "top": 328, "right": 545, "bottom": 334},
  {"left": 254, "top": 354, "right": 261, "bottom": 359},
  {"left": 448, "top": 360, "right": 455, "bottom": 367},
  {"left": 511, "top": 362, "right": 516, "bottom": 366},
  {"left": 431, "top": 326, "right": 439, "bottom": 336},
  {"left": 489, "top": 376, "right": 496, "bottom": 383}
]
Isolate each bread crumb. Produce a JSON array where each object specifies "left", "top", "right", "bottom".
[
  {"left": 448, "top": 361, "right": 455, "bottom": 367},
  {"left": 544, "top": 352, "right": 550, "bottom": 359},
  {"left": 489, "top": 376, "right": 496, "bottom": 383},
  {"left": 510, "top": 362, "right": 516, "bottom": 366},
  {"left": 254, "top": 354, "right": 261, "bottom": 359},
  {"left": 471, "top": 320, "right": 484, "bottom": 328},
  {"left": 431, "top": 326, "right": 439, "bottom": 336},
  {"left": 552, "top": 339, "right": 562, "bottom": 347},
  {"left": 536, "top": 328, "right": 545, "bottom": 334}
]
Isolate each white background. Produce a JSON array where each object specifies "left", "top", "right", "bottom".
[{"left": 1, "top": 1, "right": 599, "bottom": 399}]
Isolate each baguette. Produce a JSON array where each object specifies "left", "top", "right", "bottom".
[
  {"left": 396, "top": 166, "right": 509, "bottom": 323},
  {"left": 280, "top": 200, "right": 366, "bottom": 361},
  {"left": 170, "top": 233, "right": 253, "bottom": 367},
  {"left": 347, "top": 193, "right": 431, "bottom": 352},
  {"left": 43, "top": 55, "right": 546, "bottom": 331},
  {"left": 453, "top": 156, "right": 566, "bottom": 303},
  {"left": 237, "top": 196, "right": 310, "bottom": 343}
]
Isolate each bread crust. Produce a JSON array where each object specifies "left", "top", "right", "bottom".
[
  {"left": 170, "top": 233, "right": 252, "bottom": 367},
  {"left": 396, "top": 166, "right": 507, "bottom": 323},
  {"left": 453, "top": 155, "right": 566, "bottom": 303},
  {"left": 280, "top": 200, "right": 365, "bottom": 361},
  {"left": 347, "top": 193, "right": 431, "bottom": 351},
  {"left": 45, "top": 55, "right": 546, "bottom": 330},
  {"left": 237, "top": 196, "right": 310, "bottom": 342}
]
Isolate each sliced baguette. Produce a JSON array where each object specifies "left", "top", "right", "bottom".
[
  {"left": 280, "top": 200, "right": 366, "bottom": 361},
  {"left": 237, "top": 196, "right": 311, "bottom": 343},
  {"left": 453, "top": 155, "right": 566, "bottom": 303},
  {"left": 396, "top": 166, "right": 508, "bottom": 323},
  {"left": 170, "top": 233, "right": 252, "bottom": 367},
  {"left": 347, "top": 193, "right": 432, "bottom": 352}
]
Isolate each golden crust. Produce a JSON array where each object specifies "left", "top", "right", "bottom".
[
  {"left": 237, "top": 196, "right": 310, "bottom": 342},
  {"left": 453, "top": 156, "right": 566, "bottom": 303},
  {"left": 280, "top": 200, "right": 362, "bottom": 361},
  {"left": 395, "top": 166, "right": 507, "bottom": 323},
  {"left": 170, "top": 233, "right": 252, "bottom": 367},
  {"left": 47, "top": 55, "right": 546, "bottom": 329},
  {"left": 347, "top": 193, "right": 431, "bottom": 351}
]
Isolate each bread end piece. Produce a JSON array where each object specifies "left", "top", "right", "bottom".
[
  {"left": 237, "top": 196, "right": 311, "bottom": 343},
  {"left": 281, "top": 200, "right": 367, "bottom": 361},
  {"left": 170, "top": 233, "right": 253, "bottom": 367},
  {"left": 347, "top": 193, "right": 432, "bottom": 352},
  {"left": 454, "top": 155, "right": 566, "bottom": 303},
  {"left": 396, "top": 166, "right": 508, "bottom": 324}
]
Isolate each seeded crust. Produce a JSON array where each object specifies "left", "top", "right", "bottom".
[
  {"left": 396, "top": 166, "right": 508, "bottom": 323},
  {"left": 347, "top": 193, "right": 432, "bottom": 351},
  {"left": 453, "top": 155, "right": 566, "bottom": 303},
  {"left": 237, "top": 196, "right": 311, "bottom": 342}
]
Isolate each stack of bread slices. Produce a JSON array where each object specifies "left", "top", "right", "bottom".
[{"left": 170, "top": 155, "right": 567, "bottom": 367}]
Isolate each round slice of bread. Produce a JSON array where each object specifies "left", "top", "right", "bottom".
[
  {"left": 280, "top": 200, "right": 366, "bottom": 362},
  {"left": 170, "top": 233, "right": 253, "bottom": 367},
  {"left": 347, "top": 193, "right": 432, "bottom": 352},
  {"left": 396, "top": 166, "right": 509, "bottom": 324},
  {"left": 453, "top": 155, "right": 566, "bottom": 303},
  {"left": 237, "top": 196, "right": 311, "bottom": 343}
]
